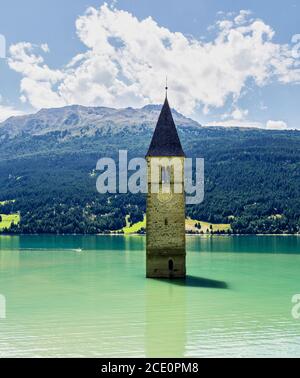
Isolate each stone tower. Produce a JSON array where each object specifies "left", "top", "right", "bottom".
[{"left": 146, "top": 95, "right": 186, "bottom": 278}]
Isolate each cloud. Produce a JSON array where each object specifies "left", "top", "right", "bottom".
[
  {"left": 266, "top": 120, "right": 288, "bottom": 130},
  {"left": 207, "top": 120, "right": 263, "bottom": 128},
  {"left": 221, "top": 107, "right": 249, "bottom": 121},
  {"left": 207, "top": 118, "right": 290, "bottom": 130},
  {"left": 234, "top": 10, "right": 252, "bottom": 25},
  {"left": 8, "top": 42, "right": 64, "bottom": 109},
  {"left": 206, "top": 118, "right": 290, "bottom": 130},
  {"left": 0, "top": 105, "right": 24, "bottom": 123},
  {"left": 231, "top": 108, "right": 249, "bottom": 120},
  {"left": 7, "top": 4, "right": 300, "bottom": 116},
  {"left": 41, "top": 43, "right": 50, "bottom": 53}
]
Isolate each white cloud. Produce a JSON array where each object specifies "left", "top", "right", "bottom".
[
  {"left": 41, "top": 43, "right": 50, "bottom": 53},
  {"left": 206, "top": 117, "right": 290, "bottom": 131},
  {"left": 221, "top": 107, "right": 249, "bottom": 121},
  {"left": 234, "top": 10, "right": 252, "bottom": 25},
  {"left": 266, "top": 120, "right": 288, "bottom": 130},
  {"left": 8, "top": 42, "right": 64, "bottom": 109},
  {"left": 7, "top": 5, "right": 300, "bottom": 116},
  {"left": 231, "top": 108, "right": 249, "bottom": 120},
  {"left": 207, "top": 120, "right": 263, "bottom": 128},
  {"left": 0, "top": 105, "right": 24, "bottom": 123}
]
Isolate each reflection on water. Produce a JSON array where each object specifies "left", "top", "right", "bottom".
[
  {"left": 0, "top": 235, "right": 20, "bottom": 250},
  {"left": 145, "top": 279, "right": 186, "bottom": 357},
  {"left": 190, "top": 235, "right": 300, "bottom": 254},
  {"left": 0, "top": 235, "right": 300, "bottom": 357},
  {"left": 0, "top": 236, "right": 20, "bottom": 271}
]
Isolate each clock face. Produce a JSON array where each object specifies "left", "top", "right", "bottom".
[{"left": 157, "top": 191, "right": 173, "bottom": 203}]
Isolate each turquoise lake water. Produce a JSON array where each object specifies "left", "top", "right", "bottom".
[{"left": 0, "top": 235, "right": 300, "bottom": 357}]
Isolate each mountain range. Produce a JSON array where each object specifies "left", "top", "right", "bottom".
[
  {"left": 0, "top": 104, "right": 299, "bottom": 235},
  {"left": 0, "top": 104, "right": 200, "bottom": 140}
]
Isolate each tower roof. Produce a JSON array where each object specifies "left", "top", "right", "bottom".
[{"left": 146, "top": 98, "right": 185, "bottom": 157}]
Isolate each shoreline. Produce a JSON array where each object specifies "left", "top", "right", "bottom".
[{"left": 0, "top": 233, "right": 299, "bottom": 237}]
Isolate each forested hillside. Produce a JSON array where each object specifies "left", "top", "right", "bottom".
[{"left": 0, "top": 105, "right": 299, "bottom": 234}]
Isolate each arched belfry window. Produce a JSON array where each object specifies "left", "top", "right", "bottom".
[
  {"left": 161, "top": 166, "right": 171, "bottom": 184},
  {"left": 165, "top": 218, "right": 168, "bottom": 226}
]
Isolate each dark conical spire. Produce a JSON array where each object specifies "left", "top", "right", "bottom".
[{"left": 146, "top": 97, "right": 185, "bottom": 157}]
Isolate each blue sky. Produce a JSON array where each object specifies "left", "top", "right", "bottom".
[{"left": 0, "top": 0, "right": 299, "bottom": 129}]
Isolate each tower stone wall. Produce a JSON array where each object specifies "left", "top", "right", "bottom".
[{"left": 146, "top": 156, "right": 186, "bottom": 278}]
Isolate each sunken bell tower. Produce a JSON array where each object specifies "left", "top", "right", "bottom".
[{"left": 146, "top": 90, "right": 186, "bottom": 278}]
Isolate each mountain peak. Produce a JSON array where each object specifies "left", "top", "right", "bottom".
[{"left": 0, "top": 104, "right": 201, "bottom": 139}]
